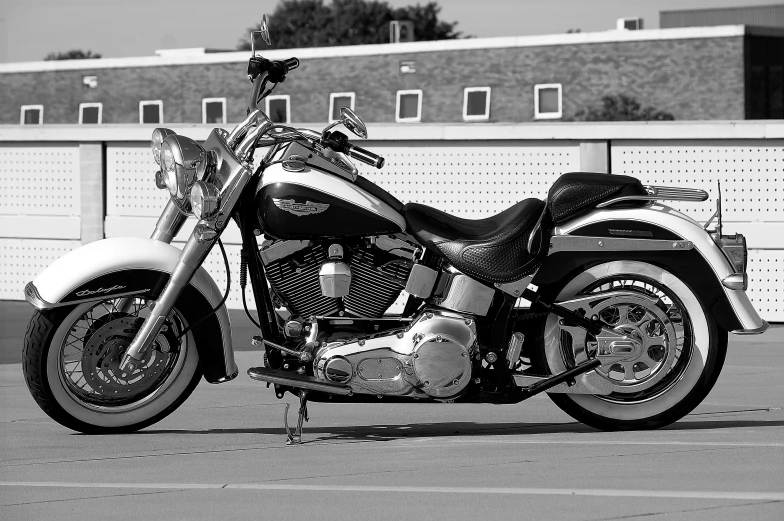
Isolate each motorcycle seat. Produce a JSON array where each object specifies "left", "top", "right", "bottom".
[
  {"left": 403, "top": 198, "right": 547, "bottom": 284},
  {"left": 547, "top": 172, "right": 648, "bottom": 224}
]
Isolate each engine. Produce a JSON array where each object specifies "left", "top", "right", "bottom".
[
  {"left": 260, "top": 236, "right": 416, "bottom": 319},
  {"left": 313, "top": 309, "right": 478, "bottom": 399}
]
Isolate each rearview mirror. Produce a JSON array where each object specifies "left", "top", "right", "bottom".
[
  {"left": 251, "top": 14, "right": 272, "bottom": 56},
  {"left": 340, "top": 107, "right": 368, "bottom": 139}
]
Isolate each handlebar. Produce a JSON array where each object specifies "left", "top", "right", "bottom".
[
  {"left": 247, "top": 56, "right": 299, "bottom": 112},
  {"left": 241, "top": 57, "right": 386, "bottom": 171},
  {"left": 346, "top": 143, "right": 385, "bottom": 169},
  {"left": 322, "top": 131, "right": 385, "bottom": 169}
]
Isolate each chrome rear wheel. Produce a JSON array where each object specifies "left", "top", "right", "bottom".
[{"left": 543, "top": 261, "right": 726, "bottom": 430}]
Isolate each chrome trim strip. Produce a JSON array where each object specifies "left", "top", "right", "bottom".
[
  {"left": 731, "top": 320, "right": 770, "bottom": 335},
  {"left": 24, "top": 282, "right": 150, "bottom": 310},
  {"left": 315, "top": 316, "right": 414, "bottom": 322},
  {"left": 550, "top": 235, "right": 693, "bottom": 252}
]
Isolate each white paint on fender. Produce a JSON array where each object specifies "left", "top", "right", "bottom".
[
  {"left": 555, "top": 203, "right": 765, "bottom": 332},
  {"left": 30, "top": 236, "right": 234, "bottom": 373}
]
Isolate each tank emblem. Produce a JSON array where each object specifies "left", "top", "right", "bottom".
[{"left": 273, "top": 198, "right": 330, "bottom": 216}]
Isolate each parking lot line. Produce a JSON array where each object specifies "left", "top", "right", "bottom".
[
  {"left": 1, "top": 482, "right": 782, "bottom": 501},
  {"left": 400, "top": 439, "right": 784, "bottom": 448}
]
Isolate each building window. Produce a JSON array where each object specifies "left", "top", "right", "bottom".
[
  {"left": 20, "top": 105, "right": 43, "bottom": 125},
  {"left": 463, "top": 87, "right": 491, "bottom": 121},
  {"left": 396, "top": 89, "right": 422, "bottom": 122},
  {"left": 266, "top": 95, "right": 290, "bottom": 124},
  {"left": 79, "top": 103, "right": 103, "bottom": 124},
  {"left": 750, "top": 65, "right": 784, "bottom": 119},
  {"left": 202, "top": 98, "right": 226, "bottom": 124},
  {"left": 139, "top": 100, "right": 163, "bottom": 124},
  {"left": 534, "top": 84, "right": 562, "bottom": 119},
  {"left": 329, "top": 92, "right": 355, "bottom": 122}
]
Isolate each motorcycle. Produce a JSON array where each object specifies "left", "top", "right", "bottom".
[{"left": 22, "top": 17, "right": 768, "bottom": 443}]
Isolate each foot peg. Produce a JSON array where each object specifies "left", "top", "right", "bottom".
[{"left": 284, "top": 390, "right": 309, "bottom": 445}]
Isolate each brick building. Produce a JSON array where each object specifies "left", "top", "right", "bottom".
[{"left": 1, "top": 25, "right": 782, "bottom": 125}]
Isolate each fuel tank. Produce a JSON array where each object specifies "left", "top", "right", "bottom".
[{"left": 257, "top": 162, "right": 406, "bottom": 239}]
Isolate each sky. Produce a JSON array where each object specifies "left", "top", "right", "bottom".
[{"left": 0, "top": 0, "right": 780, "bottom": 63}]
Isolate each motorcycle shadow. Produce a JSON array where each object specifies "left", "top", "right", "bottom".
[{"left": 135, "top": 418, "right": 784, "bottom": 442}]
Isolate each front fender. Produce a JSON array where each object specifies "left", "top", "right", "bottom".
[
  {"left": 25, "top": 237, "right": 237, "bottom": 383},
  {"left": 537, "top": 204, "right": 767, "bottom": 334}
]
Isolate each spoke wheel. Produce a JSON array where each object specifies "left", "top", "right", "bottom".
[
  {"left": 58, "top": 298, "right": 184, "bottom": 409},
  {"left": 540, "top": 260, "right": 727, "bottom": 430},
  {"left": 23, "top": 292, "right": 203, "bottom": 433},
  {"left": 565, "top": 278, "right": 689, "bottom": 403}
]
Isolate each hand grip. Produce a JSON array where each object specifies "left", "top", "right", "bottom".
[
  {"left": 347, "top": 144, "right": 385, "bottom": 169},
  {"left": 284, "top": 57, "right": 299, "bottom": 71}
]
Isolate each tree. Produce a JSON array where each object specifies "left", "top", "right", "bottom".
[
  {"left": 43, "top": 50, "right": 101, "bottom": 61},
  {"left": 574, "top": 94, "right": 675, "bottom": 121},
  {"left": 237, "top": 0, "right": 461, "bottom": 50}
]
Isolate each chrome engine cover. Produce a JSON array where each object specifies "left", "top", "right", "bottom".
[{"left": 314, "top": 310, "right": 477, "bottom": 399}]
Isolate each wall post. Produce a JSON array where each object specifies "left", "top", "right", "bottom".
[
  {"left": 579, "top": 140, "right": 610, "bottom": 173},
  {"left": 79, "top": 143, "right": 104, "bottom": 244}
]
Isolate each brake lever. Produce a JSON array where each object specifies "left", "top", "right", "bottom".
[{"left": 319, "top": 146, "right": 358, "bottom": 180}]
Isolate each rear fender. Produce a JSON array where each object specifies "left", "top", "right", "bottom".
[
  {"left": 534, "top": 204, "right": 766, "bottom": 334},
  {"left": 24, "top": 237, "right": 237, "bottom": 383}
]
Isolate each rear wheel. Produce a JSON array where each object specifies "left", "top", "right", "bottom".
[
  {"left": 23, "top": 296, "right": 202, "bottom": 433},
  {"left": 540, "top": 261, "right": 727, "bottom": 430}
]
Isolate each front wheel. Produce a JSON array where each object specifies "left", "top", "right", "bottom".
[
  {"left": 540, "top": 260, "right": 727, "bottom": 431},
  {"left": 23, "top": 296, "right": 202, "bottom": 433}
]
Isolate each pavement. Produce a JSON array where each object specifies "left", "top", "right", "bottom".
[{"left": 1, "top": 300, "right": 782, "bottom": 520}]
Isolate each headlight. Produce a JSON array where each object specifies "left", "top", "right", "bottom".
[
  {"left": 161, "top": 141, "right": 178, "bottom": 196},
  {"left": 190, "top": 181, "right": 221, "bottom": 220},
  {"left": 151, "top": 128, "right": 176, "bottom": 165},
  {"left": 161, "top": 134, "right": 210, "bottom": 201}
]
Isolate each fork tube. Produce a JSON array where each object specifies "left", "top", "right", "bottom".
[
  {"left": 115, "top": 200, "right": 188, "bottom": 314},
  {"left": 119, "top": 232, "right": 214, "bottom": 372},
  {"left": 151, "top": 199, "right": 188, "bottom": 243}
]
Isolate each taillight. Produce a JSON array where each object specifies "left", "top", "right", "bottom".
[{"left": 715, "top": 233, "right": 746, "bottom": 273}]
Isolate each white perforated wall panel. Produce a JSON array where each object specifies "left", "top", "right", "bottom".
[
  {"left": 106, "top": 143, "right": 170, "bottom": 218},
  {"left": 357, "top": 141, "right": 580, "bottom": 216},
  {"left": 0, "top": 144, "right": 80, "bottom": 216},
  {"left": 611, "top": 140, "right": 784, "bottom": 222},
  {"left": 746, "top": 249, "right": 784, "bottom": 322},
  {"left": 612, "top": 140, "right": 783, "bottom": 322},
  {"left": 0, "top": 239, "right": 81, "bottom": 300}
]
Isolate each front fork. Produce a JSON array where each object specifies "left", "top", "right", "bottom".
[
  {"left": 119, "top": 155, "right": 256, "bottom": 371},
  {"left": 118, "top": 200, "right": 202, "bottom": 371},
  {"left": 115, "top": 200, "right": 188, "bottom": 315}
]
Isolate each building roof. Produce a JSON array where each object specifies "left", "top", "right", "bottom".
[
  {"left": 2, "top": 24, "right": 782, "bottom": 74},
  {"left": 661, "top": 4, "right": 784, "bottom": 29}
]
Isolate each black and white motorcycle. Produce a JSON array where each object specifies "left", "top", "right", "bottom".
[{"left": 22, "top": 19, "right": 768, "bottom": 443}]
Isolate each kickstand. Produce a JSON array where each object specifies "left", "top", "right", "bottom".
[{"left": 284, "top": 390, "right": 309, "bottom": 445}]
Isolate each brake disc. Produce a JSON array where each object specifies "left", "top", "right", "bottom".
[{"left": 81, "top": 316, "right": 177, "bottom": 398}]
